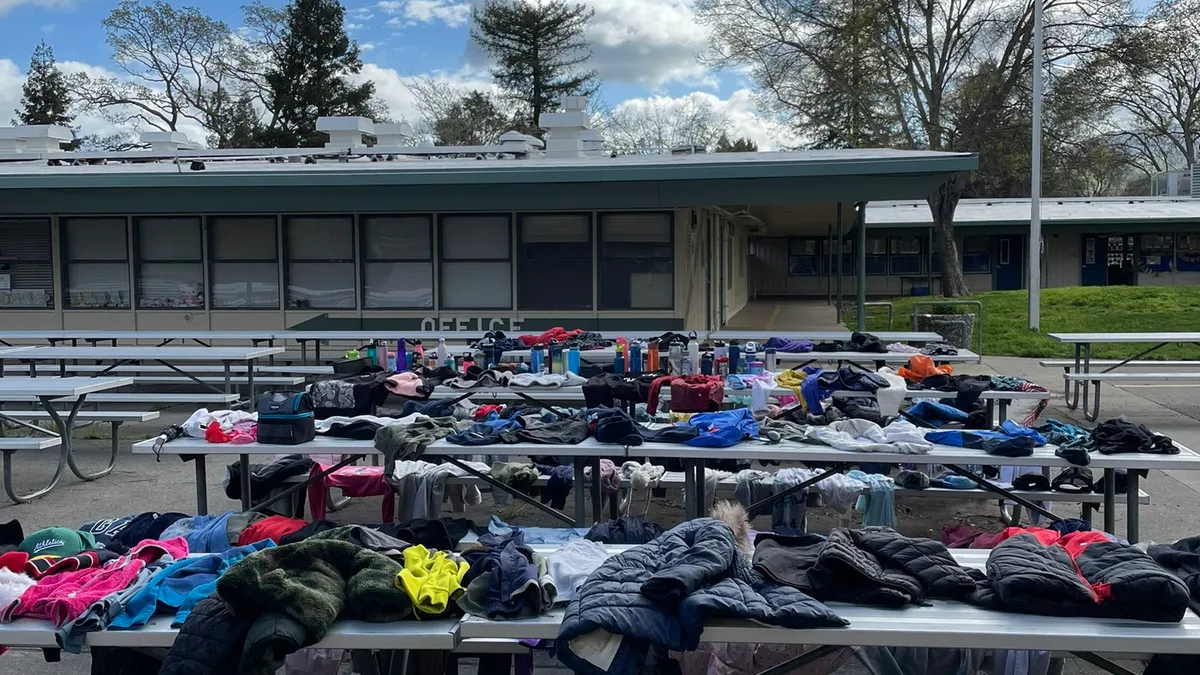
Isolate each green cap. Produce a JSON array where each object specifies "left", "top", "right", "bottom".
[{"left": 18, "top": 527, "right": 97, "bottom": 558}]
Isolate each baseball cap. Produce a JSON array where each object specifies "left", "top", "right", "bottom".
[{"left": 18, "top": 527, "right": 97, "bottom": 559}]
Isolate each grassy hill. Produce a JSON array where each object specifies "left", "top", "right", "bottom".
[{"left": 855, "top": 286, "right": 1200, "bottom": 358}]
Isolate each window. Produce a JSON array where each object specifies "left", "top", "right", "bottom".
[
  {"left": 599, "top": 213, "right": 673, "bottom": 309},
  {"left": 518, "top": 213, "right": 591, "bottom": 310},
  {"left": 1177, "top": 233, "right": 1200, "bottom": 271},
  {"left": 865, "top": 236, "right": 888, "bottom": 275},
  {"left": 889, "top": 236, "right": 922, "bottom": 275},
  {"left": 1137, "top": 233, "right": 1173, "bottom": 272},
  {"left": 135, "top": 217, "right": 204, "bottom": 309},
  {"left": 285, "top": 216, "right": 355, "bottom": 309},
  {"left": 821, "top": 238, "right": 855, "bottom": 275},
  {"left": 210, "top": 217, "right": 279, "bottom": 308},
  {"left": 439, "top": 215, "right": 512, "bottom": 309},
  {"left": 0, "top": 219, "right": 52, "bottom": 309},
  {"left": 362, "top": 215, "right": 433, "bottom": 308},
  {"left": 787, "top": 237, "right": 820, "bottom": 276},
  {"left": 962, "top": 235, "right": 992, "bottom": 273},
  {"left": 63, "top": 218, "right": 130, "bottom": 309}
]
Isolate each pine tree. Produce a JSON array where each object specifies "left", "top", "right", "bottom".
[
  {"left": 12, "top": 41, "right": 78, "bottom": 148},
  {"left": 470, "top": 0, "right": 599, "bottom": 134},
  {"left": 715, "top": 134, "right": 758, "bottom": 152},
  {"left": 259, "top": 0, "right": 382, "bottom": 147}
]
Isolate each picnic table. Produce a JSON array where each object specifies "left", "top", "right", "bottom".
[
  {"left": 707, "top": 330, "right": 943, "bottom": 343},
  {"left": 1, "top": 346, "right": 284, "bottom": 400},
  {"left": 1048, "top": 332, "right": 1200, "bottom": 420},
  {"left": 775, "top": 349, "right": 981, "bottom": 368},
  {"left": 0, "top": 376, "right": 133, "bottom": 502}
]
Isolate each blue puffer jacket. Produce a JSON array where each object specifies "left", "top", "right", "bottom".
[{"left": 556, "top": 518, "right": 846, "bottom": 674}]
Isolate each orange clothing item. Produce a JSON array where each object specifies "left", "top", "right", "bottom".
[
  {"left": 898, "top": 355, "right": 953, "bottom": 382},
  {"left": 236, "top": 515, "right": 306, "bottom": 546}
]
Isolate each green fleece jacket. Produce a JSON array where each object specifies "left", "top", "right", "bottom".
[
  {"left": 218, "top": 539, "right": 412, "bottom": 675},
  {"left": 374, "top": 416, "right": 459, "bottom": 474}
]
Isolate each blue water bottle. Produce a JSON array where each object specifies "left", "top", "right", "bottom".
[
  {"left": 614, "top": 344, "right": 626, "bottom": 374},
  {"left": 396, "top": 338, "right": 406, "bottom": 371},
  {"left": 729, "top": 340, "right": 742, "bottom": 375},
  {"left": 530, "top": 343, "right": 544, "bottom": 373},
  {"left": 567, "top": 346, "right": 580, "bottom": 374},
  {"left": 630, "top": 341, "right": 642, "bottom": 373}
]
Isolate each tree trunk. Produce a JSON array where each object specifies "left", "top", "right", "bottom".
[{"left": 927, "top": 172, "right": 970, "bottom": 297}]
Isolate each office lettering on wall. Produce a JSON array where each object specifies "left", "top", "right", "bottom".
[{"left": 419, "top": 317, "right": 524, "bottom": 332}]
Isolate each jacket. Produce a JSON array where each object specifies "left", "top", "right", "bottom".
[
  {"left": 214, "top": 539, "right": 413, "bottom": 675},
  {"left": 556, "top": 518, "right": 846, "bottom": 674},
  {"left": 969, "top": 532, "right": 1190, "bottom": 622},
  {"left": 1148, "top": 535, "right": 1200, "bottom": 616},
  {"left": 763, "top": 418, "right": 931, "bottom": 455},
  {"left": 158, "top": 595, "right": 251, "bottom": 675},
  {"left": 753, "top": 528, "right": 978, "bottom": 607}
]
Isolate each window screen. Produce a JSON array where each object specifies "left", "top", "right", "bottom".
[
  {"left": 362, "top": 215, "right": 433, "bottom": 308},
  {"left": 286, "top": 216, "right": 355, "bottom": 309},
  {"left": 518, "top": 214, "right": 591, "bottom": 310},
  {"left": 210, "top": 217, "right": 279, "bottom": 308},
  {"left": 136, "top": 217, "right": 203, "bottom": 309},
  {"left": 439, "top": 215, "right": 511, "bottom": 309},
  {"left": 0, "top": 219, "right": 53, "bottom": 308},
  {"left": 599, "top": 213, "right": 673, "bottom": 309},
  {"left": 64, "top": 218, "right": 130, "bottom": 309}
]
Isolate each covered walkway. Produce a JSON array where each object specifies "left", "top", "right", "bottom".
[{"left": 723, "top": 299, "right": 843, "bottom": 332}]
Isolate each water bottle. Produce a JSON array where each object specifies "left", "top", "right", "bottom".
[
  {"left": 681, "top": 354, "right": 694, "bottom": 375},
  {"left": 744, "top": 341, "right": 757, "bottom": 371},
  {"left": 668, "top": 343, "right": 684, "bottom": 375},
  {"left": 630, "top": 341, "right": 642, "bottom": 373},
  {"left": 530, "top": 343, "right": 543, "bottom": 373},
  {"left": 396, "top": 338, "right": 406, "bottom": 370},
  {"left": 728, "top": 340, "right": 742, "bottom": 375},
  {"left": 436, "top": 337, "right": 448, "bottom": 365},
  {"left": 714, "top": 341, "right": 727, "bottom": 362},
  {"left": 647, "top": 341, "right": 660, "bottom": 372},
  {"left": 550, "top": 340, "right": 564, "bottom": 373},
  {"left": 567, "top": 346, "right": 580, "bottom": 374},
  {"left": 614, "top": 344, "right": 626, "bottom": 374},
  {"left": 749, "top": 361, "right": 764, "bottom": 375},
  {"left": 701, "top": 352, "right": 713, "bottom": 375},
  {"left": 765, "top": 348, "right": 778, "bottom": 372},
  {"left": 687, "top": 340, "right": 700, "bottom": 373}
]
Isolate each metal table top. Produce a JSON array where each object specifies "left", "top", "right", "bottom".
[
  {"left": 0, "top": 377, "right": 134, "bottom": 398},
  {"left": 6, "top": 346, "right": 284, "bottom": 361}
]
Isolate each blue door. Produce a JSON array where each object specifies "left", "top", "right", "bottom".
[{"left": 994, "top": 235, "right": 1024, "bottom": 290}]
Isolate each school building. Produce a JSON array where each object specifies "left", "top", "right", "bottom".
[{"left": 0, "top": 101, "right": 975, "bottom": 332}]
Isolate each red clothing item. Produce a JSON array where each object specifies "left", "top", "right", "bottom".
[
  {"left": 2, "top": 538, "right": 187, "bottom": 626},
  {"left": 236, "top": 515, "right": 306, "bottom": 546},
  {"left": 307, "top": 464, "right": 395, "bottom": 522},
  {"left": 518, "top": 327, "right": 582, "bottom": 347},
  {"left": 474, "top": 404, "right": 505, "bottom": 419},
  {"left": 646, "top": 375, "right": 677, "bottom": 414}
]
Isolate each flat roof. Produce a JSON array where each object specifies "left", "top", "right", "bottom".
[{"left": 868, "top": 196, "right": 1200, "bottom": 228}]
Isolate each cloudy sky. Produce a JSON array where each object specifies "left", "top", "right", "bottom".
[{"left": 0, "top": 0, "right": 786, "bottom": 148}]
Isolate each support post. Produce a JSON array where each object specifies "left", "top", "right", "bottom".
[{"left": 856, "top": 202, "right": 867, "bottom": 331}]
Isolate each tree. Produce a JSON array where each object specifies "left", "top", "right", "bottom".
[
  {"left": 12, "top": 41, "right": 79, "bottom": 149},
  {"left": 696, "top": 0, "right": 1132, "bottom": 296},
  {"left": 259, "top": 0, "right": 384, "bottom": 147},
  {"left": 405, "top": 77, "right": 517, "bottom": 145},
  {"left": 205, "top": 90, "right": 264, "bottom": 148},
  {"left": 715, "top": 133, "right": 758, "bottom": 152},
  {"left": 72, "top": 0, "right": 246, "bottom": 145},
  {"left": 603, "top": 96, "right": 730, "bottom": 154},
  {"left": 470, "top": 0, "right": 599, "bottom": 134}
]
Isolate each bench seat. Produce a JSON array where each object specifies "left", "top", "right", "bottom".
[
  {"left": 0, "top": 410, "right": 160, "bottom": 423},
  {"left": 0, "top": 437, "right": 61, "bottom": 451},
  {"left": 1040, "top": 359, "right": 1200, "bottom": 368},
  {"left": 1061, "top": 372, "right": 1200, "bottom": 382}
]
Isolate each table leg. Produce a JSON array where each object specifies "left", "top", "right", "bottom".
[
  {"left": 195, "top": 456, "right": 209, "bottom": 515},
  {"left": 223, "top": 361, "right": 233, "bottom": 395},
  {"left": 1102, "top": 468, "right": 1116, "bottom": 534},
  {"left": 315, "top": 341, "right": 322, "bottom": 364},
  {"left": 1065, "top": 344, "right": 1082, "bottom": 409},
  {"left": 590, "top": 457, "right": 602, "bottom": 524},
  {"left": 694, "top": 460, "right": 706, "bottom": 518},
  {"left": 1126, "top": 470, "right": 1139, "bottom": 542},
  {"left": 246, "top": 358, "right": 257, "bottom": 403},
  {"left": 300, "top": 340, "right": 308, "bottom": 364},
  {"left": 50, "top": 395, "right": 115, "bottom": 482},
  {"left": 239, "top": 453, "right": 252, "bottom": 511},
  {"left": 1080, "top": 343, "right": 1093, "bottom": 418},
  {"left": 998, "top": 399, "right": 1009, "bottom": 422},
  {"left": 683, "top": 462, "right": 696, "bottom": 519},
  {"left": 574, "top": 460, "right": 586, "bottom": 525}
]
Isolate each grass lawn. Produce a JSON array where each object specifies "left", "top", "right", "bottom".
[{"left": 853, "top": 286, "right": 1200, "bottom": 359}]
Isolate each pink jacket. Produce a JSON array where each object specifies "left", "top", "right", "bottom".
[
  {"left": 384, "top": 372, "right": 424, "bottom": 397},
  {"left": 308, "top": 464, "right": 394, "bottom": 522},
  {"left": 1, "top": 538, "right": 188, "bottom": 626}
]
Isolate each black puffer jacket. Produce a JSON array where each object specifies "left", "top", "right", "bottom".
[
  {"left": 970, "top": 533, "right": 1190, "bottom": 622},
  {"left": 1148, "top": 535, "right": 1200, "bottom": 616},
  {"left": 556, "top": 518, "right": 846, "bottom": 674},
  {"left": 158, "top": 595, "right": 250, "bottom": 675},
  {"left": 753, "top": 528, "right": 979, "bottom": 607}
]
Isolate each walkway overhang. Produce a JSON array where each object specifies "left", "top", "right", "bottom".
[{"left": 0, "top": 149, "right": 977, "bottom": 215}]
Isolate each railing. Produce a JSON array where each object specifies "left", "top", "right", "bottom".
[{"left": 839, "top": 301, "right": 895, "bottom": 330}]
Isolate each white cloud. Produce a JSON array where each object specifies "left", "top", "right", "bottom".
[
  {"left": 464, "top": 0, "right": 711, "bottom": 88},
  {"left": 351, "top": 62, "right": 495, "bottom": 124},
  {"left": 0, "top": 0, "right": 74, "bottom": 15},
  {"left": 360, "top": 42, "right": 377, "bottom": 51},
  {"left": 378, "top": 0, "right": 470, "bottom": 28},
  {"left": 610, "top": 90, "right": 793, "bottom": 151},
  {"left": 346, "top": 22, "right": 365, "bottom": 30}
]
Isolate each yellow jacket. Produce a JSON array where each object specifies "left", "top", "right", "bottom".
[
  {"left": 775, "top": 369, "right": 808, "bottom": 413},
  {"left": 396, "top": 545, "right": 469, "bottom": 616}
]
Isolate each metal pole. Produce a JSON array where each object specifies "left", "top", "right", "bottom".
[
  {"left": 1029, "top": 0, "right": 1043, "bottom": 330},
  {"left": 826, "top": 223, "right": 833, "bottom": 306},
  {"left": 856, "top": 202, "right": 867, "bottom": 331},
  {"left": 836, "top": 203, "right": 844, "bottom": 323}
]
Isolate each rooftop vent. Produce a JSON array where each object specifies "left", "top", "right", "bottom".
[
  {"left": 140, "top": 131, "right": 201, "bottom": 153},
  {"left": 539, "top": 96, "right": 591, "bottom": 158},
  {"left": 0, "top": 125, "right": 72, "bottom": 153},
  {"left": 316, "top": 117, "right": 374, "bottom": 149}
]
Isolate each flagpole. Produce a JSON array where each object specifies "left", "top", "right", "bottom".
[{"left": 1029, "top": 0, "right": 1043, "bottom": 331}]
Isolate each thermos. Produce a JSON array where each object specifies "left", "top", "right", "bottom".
[
  {"left": 530, "top": 343, "right": 543, "bottom": 373},
  {"left": 647, "top": 341, "right": 660, "bottom": 372},
  {"left": 700, "top": 352, "right": 713, "bottom": 375},
  {"left": 728, "top": 340, "right": 742, "bottom": 375},
  {"left": 550, "top": 340, "right": 564, "bottom": 373},
  {"left": 567, "top": 346, "right": 580, "bottom": 374},
  {"left": 630, "top": 341, "right": 642, "bottom": 373},
  {"left": 614, "top": 344, "right": 626, "bottom": 374},
  {"left": 765, "top": 347, "right": 778, "bottom": 372},
  {"left": 396, "top": 338, "right": 406, "bottom": 371}
]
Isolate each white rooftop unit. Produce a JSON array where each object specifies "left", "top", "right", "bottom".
[{"left": 0, "top": 125, "right": 72, "bottom": 153}]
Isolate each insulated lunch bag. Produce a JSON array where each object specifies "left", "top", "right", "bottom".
[{"left": 256, "top": 391, "right": 316, "bottom": 445}]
